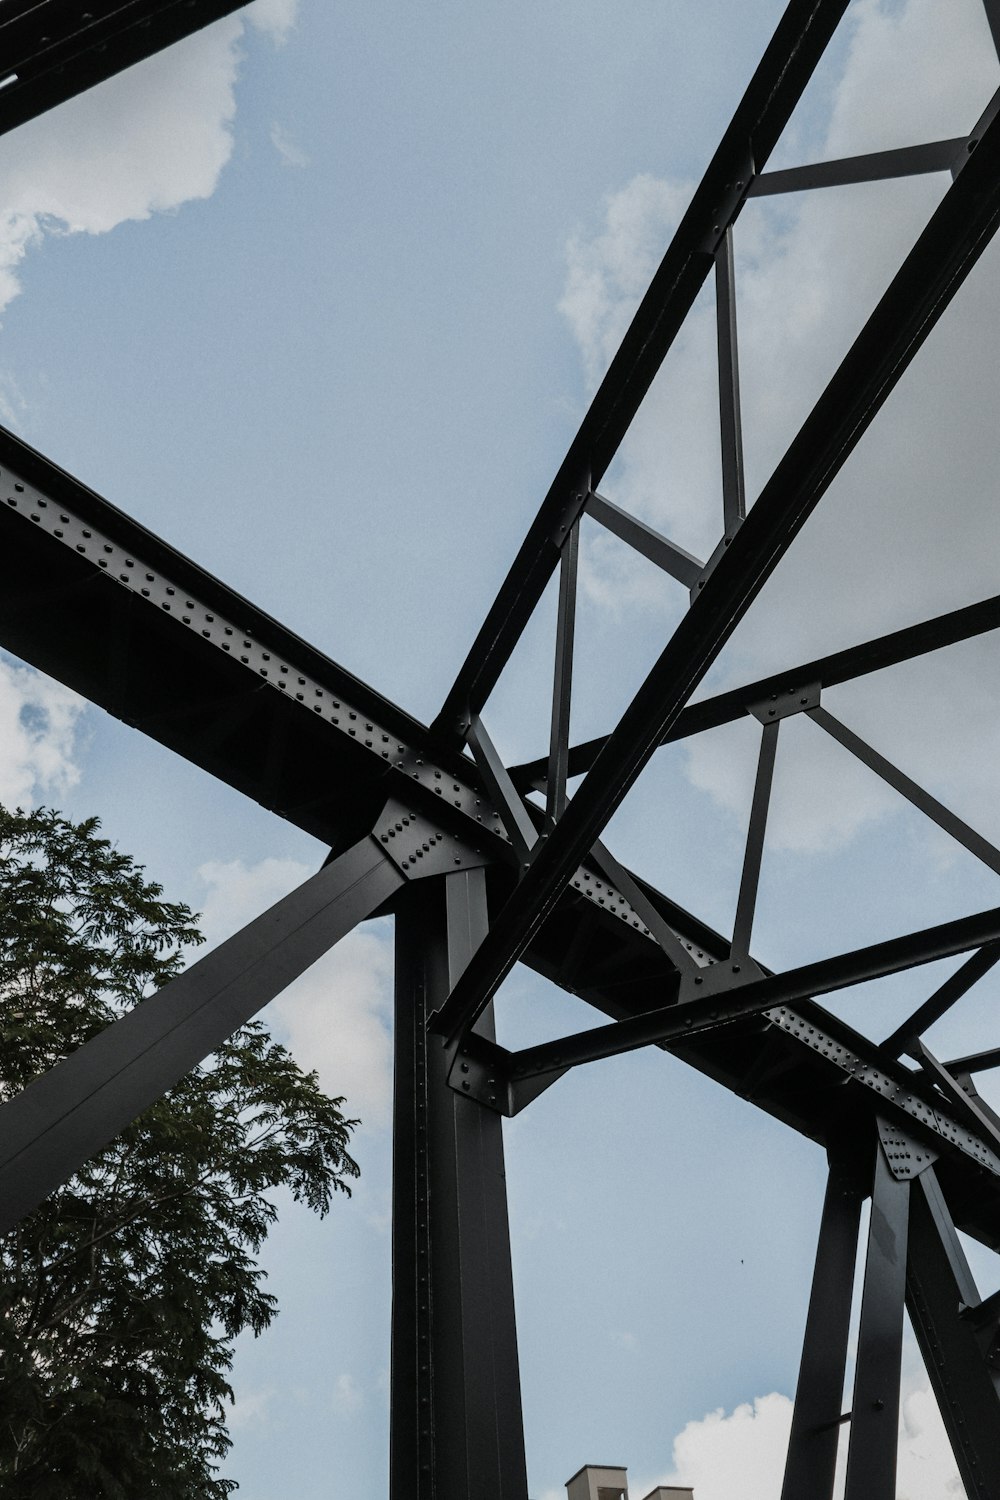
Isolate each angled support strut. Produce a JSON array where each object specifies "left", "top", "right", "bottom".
[{"left": 0, "top": 835, "right": 404, "bottom": 1236}]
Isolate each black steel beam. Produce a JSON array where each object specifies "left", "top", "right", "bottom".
[
  {"left": 585, "top": 491, "right": 704, "bottom": 590},
  {"left": 945, "top": 1045, "right": 1000, "bottom": 1076},
  {"left": 509, "top": 593, "right": 1000, "bottom": 794},
  {"left": 879, "top": 944, "right": 1000, "bottom": 1059},
  {"left": 590, "top": 839, "right": 698, "bottom": 976},
  {"left": 750, "top": 138, "right": 965, "bottom": 197},
  {"left": 843, "top": 1138, "right": 910, "bottom": 1500},
  {"left": 0, "top": 835, "right": 403, "bottom": 1236},
  {"left": 468, "top": 716, "right": 538, "bottom": 865},
  {"left": 780, "top": 1155, "right": 863, "bottom": 1500},
  {"left": 505, "top": 904, "right": 1000, "bottom": 1084},
  {"left": 715, "top": 227, "right": 747, "bottom": 535},
  {"left": 430, "top": 0, "right": 851, "bottom": 743},
  {"left": 546, "top": 519, "right": 579, "bottom": 823},
  {"left": 810, "top": 707, "right": 1000, "bottom": 876},
  {"left": 0, "top": 0, "right": 249, "bottom": 139},
  {"left": 731, "top": 719, "right": 779, "bottom": 957},
  {"left": 5, "top": 359, "right": 1000, "bottom": 1238},
  {"left": 390, "top": 872, "right": 527, "bottom": 1500},
  {"left": 431, "top": 103, "right": 1000, "bottom": 1047},
  {"left": 917, "top": 1041, "right": 1000, "bottom": 1157},
  {"left": 454, "top": 994, "right": 1000, "bottom": 1209},
  {"left": 0, "top": 432, "right": 674, "bottom": 953},
  {"left": 986, "top": 0, "right": 1000, "bottom": 64},
  {"left": 4, "top": 0, "right": 1000, "bottom": 1486},
  {"left": 906, "top": 1168, "right": 1000, "bottom": 1500},
  {"left": 512, "top": 881, "right": 1000, "bottom": 1213}
]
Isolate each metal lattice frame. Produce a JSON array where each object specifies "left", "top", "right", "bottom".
[{"left": 2, "top": 2, "right": 1000, "bottom": 1496}]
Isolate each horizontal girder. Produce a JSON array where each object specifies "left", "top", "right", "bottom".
[
  {"left": 4, "top": 428, "right": 1000, "bottom": 1243},
  {"left": 0, "top": 0, "right": 249, "bottom": 138}
]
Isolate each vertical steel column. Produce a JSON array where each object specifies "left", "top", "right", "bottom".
[
  {"left": 731, "top": 720, "right": 779, "bottom": 958},
  {"left": 906, "top": 1168, "right": 1000, "bottom": 1499},
  {"left": 843, "top": 1135, "right": 911, "bottom": 1500},
  {"left": 715, "top": 226, "right": 746, "bottom": 535},
  {"left": 390, "top": 871, "right": 527, "bottom": 1500},
  {"left": 780, "top": 1154, "right": 863, "bottom": 1500},
  {"left": 547, "top": 518, "right": 580, "bottom": 826}
]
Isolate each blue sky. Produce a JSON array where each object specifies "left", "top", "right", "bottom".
[{"left": 2, "top": 1, "right": 1000, "bottom": 1495}]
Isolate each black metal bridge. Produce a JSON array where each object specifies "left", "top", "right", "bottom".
[{"left": 3, "top": 2, "right": 1000, "bottom": 1496}]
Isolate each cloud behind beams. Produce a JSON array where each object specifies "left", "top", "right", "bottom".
[
  {"left": 627, "top": 1367, "right": 959, "bottom": 1500},
  {"left": 270, "top": 121, "right": 309, "bottom": 170},
  {"left": 0, "top": 7, "right": 298, "bottom": 326},
  {"left": 0, "top": 655, "right": 86, "bottom": 808},
  {"left": 560, "top": 174, "right": 692, "bottom": 389},
  {"left": 247, "top": 0, "right": 300, "bottom": 45},
  {"left": 196, "top": 857, "right": 394, "bottom": 1130},
  {"left": 558, "top": 0, "right": 1000, "bottom": 860}
]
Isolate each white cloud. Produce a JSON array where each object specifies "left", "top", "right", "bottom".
[
  {"left": 0, "top": 655, "right": 86, "bottom": 808},
  {"left": 685, "top": 713, "right": 895, "bottom": 856},
  {"left": 632, "top": 1367, "right": 960, "bottom": 1500},
  {"left": 332, "top": 1372, "right": 366, "bottom": 1417},
  {"left": 560, "top": 0, "right": 1000, "bottom": 858},
  {"left": 247, "top": 0, "right": 300, "bottom": 45},
  {"left": 610, "top": 1329, "right": 637, "bottom": 1351},
  {"left": 0, "top": 372, "right": 25, "bottom": 429},
  {"left": 196, "top": 855, "right": 315, "bottom": 947},
  {"left": 196, "top": 857, "right": 395, "bottom": 1130},
  {"left": 824, "top": 0, "right": 997, "bottom": 157},
  {"left": 228, "top": 1386, "right": 273, "bottom": 1431},
  {"left": 0, "top": 19, "right": 293, "bottom": 798},
  {"left": 896, "top": 1380, "right": 966, "bottom": 1498},
  {"left": 268, "top": 924, "right": 395, "bottom": 1129},
  {"left": 560, "top": 174, "right": 692, "bottom": 388},
  {"left": 270, "top": 121, "right": 309, "bottom": 170},
  {"left": 0, "top": 14, "right": 257, "bottom": 326}
]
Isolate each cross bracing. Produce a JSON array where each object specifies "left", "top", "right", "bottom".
[{"left": 2, "top": 2, "right": 1000, "bottom": 1496}]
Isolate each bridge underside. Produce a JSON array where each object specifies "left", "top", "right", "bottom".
[{"left": 2, "top": 2, "right": 1000, "bottom": 1497}]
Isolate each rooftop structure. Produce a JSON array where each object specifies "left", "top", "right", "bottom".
[{"left": 564, "top": 1467, "right": 693, "bottom": 1500}]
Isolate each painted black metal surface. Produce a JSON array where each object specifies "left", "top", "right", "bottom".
[
  {"left": 779, "top": 1155, "right": 862, "bottom": 1500},
  {"left": 391, "top": 874, "right": 526, "bottom": 1500},
  {"left": 430, "top": 95, "right": 1000, "bottom": 1048},
  {"left": 0, "top": 835, "right": 405, "bottom": 1237},
  {"left": 3, "top": 0, "right": 1000, "bottom": 1492},
  {"left": 907, "top": 1171, "right": 1000, "bottom": 1500},
  {"left": 0, "top": 0, "right": 248, "bottom": 138},
  {"left": 430, "top": 0, "right": 853, "bottom": 744}
]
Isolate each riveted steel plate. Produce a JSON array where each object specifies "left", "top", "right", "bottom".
[
  {"left": 878, "top": 1114, "right": 939, "bottom": 1179},
  {"left": 771, "top": 1007, "right": 1000, "bottom": 1179},
  {"left": 373, "top": 799, "right": 491, "bottom": 879},
  {"left": 748, "top": 681, "right": 822, "bottom": 724}
]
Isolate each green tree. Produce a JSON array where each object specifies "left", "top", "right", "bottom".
[{"left": 0, "top": 805, "right": 359, "bottom": 1497}]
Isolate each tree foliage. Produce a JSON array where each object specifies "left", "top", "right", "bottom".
[{"left": 0, "top": 806, "right": 359, "bottom": 1496}]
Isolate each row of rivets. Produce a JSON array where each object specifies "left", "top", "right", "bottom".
[
  {"left": 3, "top": 470, "right": 676, "bottom": 947},
  {"left": 771, "top": 1008, "right": 999, "bottom": 1175},
  {"left": 1, "top": 471, "right": 511, "bottom": 827}
]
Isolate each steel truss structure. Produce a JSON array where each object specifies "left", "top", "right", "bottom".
[{"left": 3, "top": 2, "right": 1000, "bottom": 1496}]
